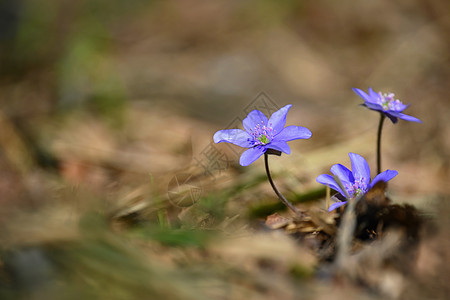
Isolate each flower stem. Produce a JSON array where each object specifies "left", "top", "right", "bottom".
[
  {"left": 264, "top": 153, "right": 300, "bottom": 215},
  {"left": 376, "top": 113, "right": 386, "bottom": 175}
]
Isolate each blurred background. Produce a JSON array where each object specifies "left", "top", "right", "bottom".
[{"left": 0, "top": 0, "right": 449, "bottom": 299}]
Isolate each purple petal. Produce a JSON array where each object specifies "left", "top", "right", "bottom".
[
  {"left": 213, "top": 129, "right": 253, "bottom": 147},
  {"left": 275, "top": 125, "right": 312, "bottom": 142},
  {"left": 394, "top": 103, "right": 409, "bottom": 112},
  {"left": 363, "top": 102, "right": 383, "bottom": 112},
  {"left": 328, "top": 201, "right": 347, "bottom": 212},
  {"left": 370, "top": 169, "right": 398, "bottom": 189},
  {"left": 349, "top": 153, "right": 371, "bottom": 185},
  {"left": 352, "top": 88, "right": 371, "bottom": 102},
  {"left": 239, "top": 146, "right": 266, "bottom": 166},
  {"left": 397, "top": 113, "right": 422, "bottom": 123},
  {"left": 316, "top": 174, "right": 346, "bottom": 197},
  {"left": 268, "top": 141, "right": 291, "bottom": 154},
  {"left": 268, "top": 104, "right": 292, "bottom": 135},
  {"left": 330, "top": 164, "right": 354, "bottom": 184},
  {"left": 368, "top": 87, "right": 381, "bottom": 103},
  {"left": 384, "top": 113, "right": 399, "bottom": 123},
  {"left": 243, "top": 110, "right": 268, "bottom": 132}
]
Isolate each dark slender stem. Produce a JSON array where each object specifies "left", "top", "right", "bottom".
[
  {"left": 264, "top": 153, "right": 300, "bottom": 215},
  {"left": 376, "top": 113, "right": 386, "bottom": 175}
]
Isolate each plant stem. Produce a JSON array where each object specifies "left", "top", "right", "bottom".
[
  {"left": 376, "top": 113, "right": 386, "bottom": 175},
  {"left": 264, "top": 153, "right": 300, "bottom": 215}
]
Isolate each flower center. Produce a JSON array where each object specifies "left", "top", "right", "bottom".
[
  {"left": 250, "top": 122, "right": 275, "bottom": 146},
  {"left": 258, "top": 134, "right": 270, "bottom": 145},
  {"left": 345, "top": 177, "right": 368, "bottom": 198},
  {"left": 377, "top": 92, "right": 403, "bottom": 111}
]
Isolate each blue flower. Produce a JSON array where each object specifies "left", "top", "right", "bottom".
[
  {"left": 316, "top": 153, "right": 398, "bottom": 211},
  {"left": 213, "top": 105, "right": 312, "bottom": 166},
  {"left": 353, "top": 87, "right": 422, "bottom": 124}
]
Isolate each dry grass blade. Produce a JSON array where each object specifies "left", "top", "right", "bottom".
[{"left": 331, "top": 174, "right": 364, "bottom": 268}]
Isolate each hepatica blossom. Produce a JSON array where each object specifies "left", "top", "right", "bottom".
[
  {"left": 353, "top": 87, "right": 422, "bottom": 123},
  {"left": 316, "top": 153, "right": 398, "bottom": 211},
  {"left": 213, "top": 105, "right": 312, "bottom": 166}
]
